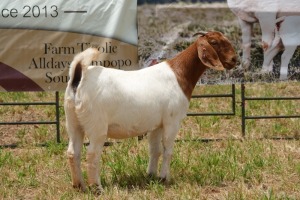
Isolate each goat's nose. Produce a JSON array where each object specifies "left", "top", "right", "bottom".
[
  {"left": 231, "top": 56, "right": 237, "bottom": 64},
  {"left": 229, "top": 56, "right": 237, "bottom": 66}
]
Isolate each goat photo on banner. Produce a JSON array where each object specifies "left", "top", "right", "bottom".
[{"left": 138, "top": 0, "right": 300, "bottom": 83}]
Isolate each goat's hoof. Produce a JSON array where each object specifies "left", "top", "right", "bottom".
[
  {"left": 160, "top": 178, "right": 166, "bottom": 183},
  {"left": 158, "top": 177, "right": 167, "bottom": 183},
  {"left": 147, "top": 173, "right": 156, "bottom": 180},
  {"left": 279, "top": 75, "right": 288, "bottom": 81},
  {"left": 88, "top": 184, "right": 103, "bottom": 195},
  {"left": 158, "top": 177, "right": 172, "bottom": 186},
  {"left": 72, "top": 183, "right": 87, "bottom": 192},
  {"left": 261, "top": 68, "right": 272, "bottom": 74},
  {"left": 237, "top": 65, "right": 245, "bottom": 71}
]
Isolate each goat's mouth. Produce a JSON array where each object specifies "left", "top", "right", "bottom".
[
  {"left": 223, "top": 62, "right": 236, "bottom": 70},
  {"left": 223, "top": 57, "right": 237, "bottom": 70}
]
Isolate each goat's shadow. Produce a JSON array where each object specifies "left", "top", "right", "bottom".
[{"left": 101, "top": 172, "right": 174, "bottom": 190}]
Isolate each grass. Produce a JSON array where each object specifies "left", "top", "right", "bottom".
[{"left": 0, "top": 82, "right": 300, "bottom": 199}]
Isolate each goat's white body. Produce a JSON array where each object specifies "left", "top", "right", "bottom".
[
  {"left": 262, "top": 16, "right": 300, "bottom": 80},
  {"left": 227, "top": 0, "right": 300, "bottom": 70},
  {"left": 68, "top": 62, "right": 189, "bottom": 140}
]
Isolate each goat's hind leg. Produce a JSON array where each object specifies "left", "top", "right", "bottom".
[
  {"left": 65, "top": 103, "right": 86, "bottom": 191},
  {"left": 279, "top": 46, "right": 297, "bottom": 80},
  {"left": 85, "top": 125, "right": 107, "bottom": 193},
  {"left": 261, "top": 30, "right": 282, "bottom": 74}
]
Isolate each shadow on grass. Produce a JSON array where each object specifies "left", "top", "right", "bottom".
[{"left": 102, "top": 171, "right": 174, "bottom": 190}]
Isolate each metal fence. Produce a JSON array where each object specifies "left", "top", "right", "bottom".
[
  {"left": 0, "top": 91, "right": 61, "bottom": 145},
  {"left": 187, "top": 84, "right": 236, "bottom": 117},
  {"left": 1, "top": 83, "right": 300, "bottom": 147},
  {"left": 240, "top": 83, "right": 300, "bottom": 137}
]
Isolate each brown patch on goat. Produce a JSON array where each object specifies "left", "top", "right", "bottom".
[
  {"left": 168, "top": 43, "right": 206, "bottom": 100},
  {"left": 72, "top": 62, "right": 83, "bottom": 93},
  {"left": 168, "top": 32, "right": 237, "bottom": 100}
]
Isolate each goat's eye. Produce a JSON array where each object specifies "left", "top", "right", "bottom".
[{"left": 210, "top": 40, "right": 217, "bottom": 45}]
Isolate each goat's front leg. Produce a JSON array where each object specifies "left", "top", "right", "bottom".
[
  {"left": 147, "top": 128, "right": 163, "bottom": 177},
  {"left": 86, "top": 128, "right": 107, "bottom": 193},
  {"left": 160, "top": 123, "right": 180, "bottom": 182}
]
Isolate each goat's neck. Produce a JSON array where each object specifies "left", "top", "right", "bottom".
[{"left": 167, "top": 43, "right": 206, "bottom": 100}]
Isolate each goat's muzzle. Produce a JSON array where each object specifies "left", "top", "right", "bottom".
[{"left": 224, "top": 55, "right": 237, "bottom": 70}]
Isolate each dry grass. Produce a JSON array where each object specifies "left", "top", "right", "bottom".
[{"left": 1, "top": 82, "right": 300, "bottom": 199}]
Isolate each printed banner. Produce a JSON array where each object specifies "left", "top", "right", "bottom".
[
  {"left": 0, "top": 0, "right": 138, "bottom": 91},
  {"left": 138, "top": 0, "right": 300, "bottom": 84}
]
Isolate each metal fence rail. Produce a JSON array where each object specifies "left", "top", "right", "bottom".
[
  {"left": 0, "top": 91, "right": 61, "bottom": 143},
  {"left": 241, "top": 83, "right": 300, "bottom": 137},
  {"left": 187, "top": 84, "right": 236, "bottom": 116},
  {"left": 1, "top": 83, "right": 300, "bottom": 147}
]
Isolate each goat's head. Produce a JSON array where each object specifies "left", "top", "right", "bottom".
[{"left": 194, "top": 31, "right": 237, "bottom": 70}]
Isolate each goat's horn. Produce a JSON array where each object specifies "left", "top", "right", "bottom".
[{"left": 193, "top": 31, "right": 208, "bottom": 37}]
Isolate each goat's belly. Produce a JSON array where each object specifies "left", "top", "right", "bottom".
[{"left": 107, "top": 124, "right": 151, "bottom": 139}]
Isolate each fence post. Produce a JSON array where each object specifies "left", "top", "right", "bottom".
[
  {"left": 241, "top": 83, "right": 246, "bottom": 137},
  {"left": 232, "top": 84, "right": 236, "bottom": 116},
  {"left": 55, "top": 91, "right": 61, "bottom": 143}
]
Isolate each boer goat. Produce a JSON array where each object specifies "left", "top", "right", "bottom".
[{"left": 64, "top": 31, "right": 237, "bottom": 192}]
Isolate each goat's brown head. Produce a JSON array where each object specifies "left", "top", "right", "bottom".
[{"left": 194, "top": 31, "right": 237, "bottom": 70}]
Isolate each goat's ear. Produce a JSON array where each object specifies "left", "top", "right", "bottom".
[{"left": 197, "top": 38, "right": 224, "bottom": 70}]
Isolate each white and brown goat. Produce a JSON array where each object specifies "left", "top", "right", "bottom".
[{"left": 64, "top": 31, "right": 237, "bottom": 192}]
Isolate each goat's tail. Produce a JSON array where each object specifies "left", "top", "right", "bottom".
[
  {"left": 276, "top": 16, "right": 286, "bottom": 24},
  {"left": 68, "top": 48, "right": 99, "bottom": 93},
  {"left": 275, "top": 16, "right": 286, "bottom": 33}
]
